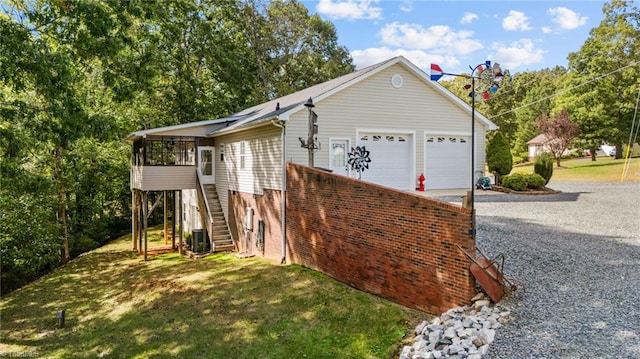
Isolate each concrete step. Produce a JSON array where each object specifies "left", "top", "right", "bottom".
[{"left": 213, "top": 244, "right": 235, "bottom": 252}]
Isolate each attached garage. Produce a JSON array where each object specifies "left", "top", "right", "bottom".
[
  {"left": 358, "top": 132, "right": 414, "bottom": 190},
  {"left": 424, "top": 135, "right": 471, "bottom": 189}
]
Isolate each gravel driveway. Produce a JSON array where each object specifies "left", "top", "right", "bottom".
[{"left": 436, "top": 182, "right": 640, "bottom": 358}]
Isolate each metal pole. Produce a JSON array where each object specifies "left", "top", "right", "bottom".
[{"left": 471, "top": 75, "right": 476, "bottom": 238}]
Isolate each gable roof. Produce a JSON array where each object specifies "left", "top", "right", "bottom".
[
  {"left": 126, "top": 56, "right": 499, "bottom": 140},
  {"left": 527, "top": 134, "right": 550, "bottom": 145},
  {"left": 210, "top": 56, "right": 498, "bottom": 136}
]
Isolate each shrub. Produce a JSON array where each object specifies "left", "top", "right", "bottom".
[
  {"left": 486, "top": 132, "right": 513, "bottom": 184},
  {"left": 502, "top": 172, "right": 546, "bottom": 191},
  {"left": 525, "top": 173, "right": 546, "bottom": 190},
  {"left": 534, "top": 152, "right": 554, "bottom": 185},
  {"left": 502, "top": 173, "right": 528, "bottom": 191}
]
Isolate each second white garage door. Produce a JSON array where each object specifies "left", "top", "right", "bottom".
[
  {"left": 358, "top": 133, "right": 412, "bottom": 190},
  {"left": 424, "top": 135, "right": 471, "bottom": 189}
]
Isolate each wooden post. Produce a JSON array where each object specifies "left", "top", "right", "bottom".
[
  {"left": 143, "top": 191, "right": 148, "bottom": 261},
  {"left": 138, "top": 195, "right": 143, "bottom": 253},
  {"left": 178, "top": 190, "right": 183, "bottom": 255},
  {"left": 164, "top": 190, "right": 169, "bottom": 245},
  {"left": 132, "top": 190, "right": 138, "bottom": 251},
  {"left": 462, "top": 190, "right": 473, "bottom": 210},
  {"left": 172, "top": 191, "right": 177, "bottom": 250}
]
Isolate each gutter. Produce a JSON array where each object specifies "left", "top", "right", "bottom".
[{"left": 271, "top": 118, "right": 288, "bottom": 264}]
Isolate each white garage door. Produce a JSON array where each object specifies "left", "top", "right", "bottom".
[
  {"left": 358, "top": 133, "right": 412, "bottom": 190},
  {"left": 425, "top": 135, "right": 471, "bottom": 189}
]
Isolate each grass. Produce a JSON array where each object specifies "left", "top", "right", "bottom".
[
  {"left": 0, "top": 228, "right": 428, "bottom": 359},
  {"left": 511, "top": 156, "right": 640, "bottom": 182}
]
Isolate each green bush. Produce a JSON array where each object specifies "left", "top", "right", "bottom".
[
  {"left": 502, "top": 172, "right": 528, "bottom": 191},
  {"left": 486, "top": 132, "right": 513, "bottom": 184},
  {"left": 534, "top": 152, "right": 554, "bottom": 185},
  {"left": 525, "top": 173, "right": 546, "bottom": 189},
  {"left": 502, "top": 172, "right": 546, "bottom": 191},
  {"left": 512, "top": 156, "right": 527, "bottom": 165}
]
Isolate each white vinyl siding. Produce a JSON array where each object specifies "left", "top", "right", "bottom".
[
  {"left": 214, "top": 124, "right": 282, "bottom": 221},
  {"left": 180, "top": 189, "right": 201, "bottom": 234},
  {"left": 130, "top": 165, "right": 197, "bottom": 191},
  {"left": 284, "top": 63, "right": 488, "bottom": 183}
]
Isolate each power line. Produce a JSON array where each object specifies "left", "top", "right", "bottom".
[{"left": 488, "top": 60, "right": 640, "bottom": 120}]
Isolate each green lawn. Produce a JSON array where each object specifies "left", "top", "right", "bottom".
[
  {"left": 0, "top": 228, "right": 427, "bottom": 359},
  {"left": 511, "top": 156, "right": 640, "bottom": 182}
]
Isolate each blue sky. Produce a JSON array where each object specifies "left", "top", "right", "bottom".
[{"left": 301, "top": 0, "right": 607, "bottom": 75}]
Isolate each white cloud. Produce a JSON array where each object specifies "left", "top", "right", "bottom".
[
  {"left": 502, "top": 10, "right": 533, "bottom": 31},
  {"left": 316, "top": 0, "right": 383, "bottom": 21},
  {"left": 461, "top": 12, "right": 479, "bottom": 24},
  {"left": 379, "top": 22, "right": 483, "bottom": 55},
  {"left": 548, "top": 7, "right": 588, "bottom": 30},
  {"left": 399, "top": 0, "right": 412, "bottom": 13},
  {"left": 541, "top": 26, "right": 552, "bottom": 34},
  {"left": 351, "top": 47, "right": 460, "bottom": 71},
  {"left": 491, "top": 39, "right": 545, "bottom": 70}
]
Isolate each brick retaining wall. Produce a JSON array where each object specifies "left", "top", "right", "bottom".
[{"left": 285, "top": 163, "right": 476, "bottom": 314}]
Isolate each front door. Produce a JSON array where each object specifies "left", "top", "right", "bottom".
[
  {"left": 329, "top": 139, "right": 349, "bottom": 176},
  {"left": 198, "top": 146, "right": 215, "bottom": 184}
]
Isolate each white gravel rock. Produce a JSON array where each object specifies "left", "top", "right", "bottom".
[{"left": 437, "top": 182, "right": 640, "bottom": 358}]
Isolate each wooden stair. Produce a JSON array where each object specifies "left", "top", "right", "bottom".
[{"left": 202, "top": 184, "right": 235, "bottom": 252}]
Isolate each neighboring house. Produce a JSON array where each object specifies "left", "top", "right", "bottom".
[
  {"left": 527, "top": 133, "right": 550, "bottom": 161},
  {"left": 527, "top": 133, "right": 579, "bottom": 161},
  {"left": 127, "top": 56, "right": 497, "bottom": 262}
]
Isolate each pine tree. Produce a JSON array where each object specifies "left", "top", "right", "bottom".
[{"left": 486, "top": 132, "right": 513, "bottom": 185}]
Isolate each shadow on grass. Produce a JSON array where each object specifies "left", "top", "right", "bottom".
[{"left": 1, "top": 236, "right": 418, "bottom": 359}]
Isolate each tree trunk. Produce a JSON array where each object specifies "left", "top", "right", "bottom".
[
  {"left": 590, "top": 148, "right": 597, "bottom": 161},
  {"left": 54, "top": 147, "right": 70, "bottom": 263},
  {"left": 58, "top": 190, "right": 70, "bottom": 263}
]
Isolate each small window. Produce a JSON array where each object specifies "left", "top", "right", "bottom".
[
  {"left": 373, "top": 135, "right": 381, "bottom": 141},
  {"left": 449, "top": 137, "right": 457, "bottom": 143},
  {"left": 360, "top": 135, "right": 369, "bottom": 141},
  {"left": 240, "top": 141, "right": 246, "bottom": 170},
  {"left": 426, "top": 137, "right": 434, "bottom": 143},
  {"left": 437, "top": 137, "right": 445, "bottom": 143},
  {"left": 386, "top": 135, "right": 394, "bottom": 142},
  {"left": 398, "top": 136, "right": 406, "bottom": 142},
  {"left": 460, "top": 138, "right": 467, "bottom": 143}
]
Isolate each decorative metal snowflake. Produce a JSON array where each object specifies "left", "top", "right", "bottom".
[{"left": 347, "top": 146, "right": 371, "bottom": 179}]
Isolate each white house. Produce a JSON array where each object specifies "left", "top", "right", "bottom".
[{"left": 128, "top": 56, "right": 497, "bottom": 260}]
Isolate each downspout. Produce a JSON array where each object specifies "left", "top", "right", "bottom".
[{"left": 271, "top": 118, "right": 287, "bottom": 264}]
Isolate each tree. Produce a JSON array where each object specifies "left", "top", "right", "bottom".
[
  {"left": 537, "top": 109, "right": 580, "bottom": 167},
  {"left": 0, "top": 0, "right": 357, "bottom": 293},
  {"left": 534, "top": 152, "right": 554, "bottom": 185},
  {"left": 563, "top": 0, "right": 640, "bottom": 159},
  {"left": 237, "top": 0, "right": 354, "bottom": 101},
  {"left": 486, "top": 132, "right": 513, "bottom": 185}
]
